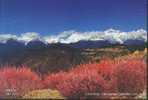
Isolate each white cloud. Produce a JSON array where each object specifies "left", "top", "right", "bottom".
[
  {"left": 0, "top": 29, "right": 147, "bottom": 44},
  {"left": 18, "top": 32, "right": 41, "bottom": 43},
  {"left": 46, "top": 28, "right": 147, "bottom": 44},
  {"left": 0, "top": 34, "right": 17, "bottom": 43}
]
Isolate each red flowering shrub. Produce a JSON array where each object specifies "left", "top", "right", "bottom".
[
  {"left": 116, "top": 59, "right": 146, "bottom": 94},
  {"left": 0, "top": 66, "right": 43, "bottom": 98}
]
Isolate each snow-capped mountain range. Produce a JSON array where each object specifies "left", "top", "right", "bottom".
[{"left": 0, "top": 29, "right": 147, "bottom": 44}]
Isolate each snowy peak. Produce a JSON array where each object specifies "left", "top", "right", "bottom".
[{"left": 0, "top": 29, "right": 147, "bottom": 44}]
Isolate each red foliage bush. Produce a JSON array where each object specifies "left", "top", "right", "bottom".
[
  {"left": 115, "top": 59, "right": 146, "bottom": 94},
  {"left": 43, "top": 58, "right": 146, "bottom": 99},
  {"left": 0, "top": 58, "right": 146, "bottom": 99},
  {"left": 43, "top": 62, "right": 117, "bottom": 99},
  {"left": 0, "top": 66, "right": 43, "bottom": 98}
]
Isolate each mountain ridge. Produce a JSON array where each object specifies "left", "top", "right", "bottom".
[{"left": 0, "top": 39, "right": 146, "bottom": 73}]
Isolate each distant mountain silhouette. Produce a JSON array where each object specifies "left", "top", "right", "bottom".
[
  {"left": 26, "top": 40, "right": 47, "bottom": 50},
  {"left": 0, "top": 39, "right": 146, "bottom": 73},
  {"left": 124, "top": 39, "right": 147, "bottom": 51},
  {"left": 69, "top": 40, "right": 114, "bottom": 49},
  {"left": 0, "top": 39, "right": 87, "bottom": 74},
  {"left": 0, "top": 39, "right": 25, "bottom": 62},
  {"left": 124, "top": 39, "right": 145, "bottom": 46}
]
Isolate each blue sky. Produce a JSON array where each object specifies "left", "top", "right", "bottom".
[{"left": 0, "top": 0, "right": 147, "bottom": 35}]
